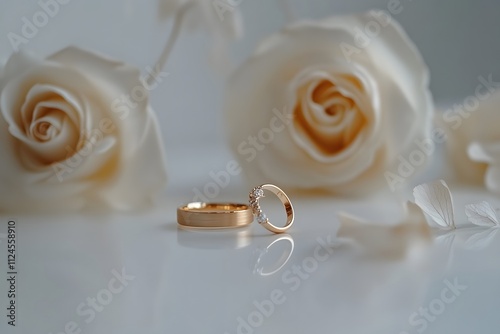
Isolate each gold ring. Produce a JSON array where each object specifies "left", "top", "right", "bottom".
[
  {"left": 177, "top": 202, "right": 253, "bottom": 229},
  {"left": 249, "top": 184, "right": 294, "bottom": 234}
]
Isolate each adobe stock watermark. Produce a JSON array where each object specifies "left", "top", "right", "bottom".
[
  {"left": 8, "top": 0, "right": 73, "bottom": 51},
  {"left": 212, "top": 0, "right": 243, "bottom": 21},
  {"left": 385, "top": 130, "right": 447, "bottom": 192},
  {"left": 192, "top": 106, "right": 293, "bottom": 202},
  {"left": 385, "top": 73, "right": 500, "bottom": 192},
  {"left": 440, "top": 74, "right": 499, "bottom": 130},
  {"left": 237, "top": 106, "right": 293, "bottom": 163},
  {"left": 340, "top": 9, "right": 392, "bottom": 62},
  {"left": 51, "top": 66, "right": 169, "bottom": 182},
  {"left": 223, "top": 235, "right": 336, "bottom": 334},
  {"left": 112, "top": 65, "right": 170, "bottom": 121},
  {"left": 340, "top": 0, "right": 418, "bottom": 62},
  {"left": 400, "top": 277, "right": 467, "bottom": 334},
  {"left": 47, "top": 267, "right": 135, "bottom": 334},
  {"left": 51, "top": 117, "right": 116, "bottom": 182}
]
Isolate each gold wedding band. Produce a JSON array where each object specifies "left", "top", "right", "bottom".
[
  {"left": 249, "top": 184, "right": 295, "bottom": 234},
  {"left": 177, "top": 202, "right": 253, "bottom": 229}
]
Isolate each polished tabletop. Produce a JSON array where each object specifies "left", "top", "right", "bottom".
[{"left": 1, "top": 147, "right": 499, "bottom": 334}]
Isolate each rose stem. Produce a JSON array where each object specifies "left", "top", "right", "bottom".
[
  {"left": 145, "top": 2, "right": 194, "bottom": 87},
  {"left": 277, "top": 0, "right": 298, "bottom": 24}
]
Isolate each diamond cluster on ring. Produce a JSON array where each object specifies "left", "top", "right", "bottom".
[{"left": 249, "top": 186, "right": 268, "bottom": 224}]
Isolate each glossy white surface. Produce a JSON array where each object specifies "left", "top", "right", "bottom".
[{"left": 1, "top": 160, "right": 500, "bottom": 334}]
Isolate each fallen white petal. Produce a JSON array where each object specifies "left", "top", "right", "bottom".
[
  {"left": 465, "top": 201, "right": 500, "bottom": 227},
  {"left": 413, "top": 179, "right": 455, "bottom": 229}
]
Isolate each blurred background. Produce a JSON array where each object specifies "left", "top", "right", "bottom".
[
  {"left": 1, "top": 0, "right": 499, "bottom": 195},
  {"left": 1, "top": 3, "right": 500, "bottom": 333}
]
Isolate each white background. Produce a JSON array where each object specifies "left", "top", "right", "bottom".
[{"left": 1, "top": 0, "right": 499, "bottom": 152}]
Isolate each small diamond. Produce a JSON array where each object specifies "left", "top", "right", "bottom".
[
  {"left": 253, "top": 188, "right": 264, "bottom": 198},
  {"left": 257, "top": 212, "right": 267, "bottom": 224}
]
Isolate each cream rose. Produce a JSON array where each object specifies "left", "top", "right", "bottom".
[
  {"left": 439, "top": 88, "right": 500, "bottom": 193},
  {"left": 0, "top": 47, "right": 167, "bottom": 212},
  {"left": 224, "top": 12, "right": 433, "bottom": 194}
]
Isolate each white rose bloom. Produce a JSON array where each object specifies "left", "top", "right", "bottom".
[
  {"left": 224, "top": 12, "right": 433, "bottom": 194},
  {"left": 439, "top": 89, "right": 500, "bottom": 193},
  {"left": 0, "top": 47, "right": 167, "bottom": 212}
]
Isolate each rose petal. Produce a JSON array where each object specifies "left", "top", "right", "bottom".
[
  {"left": 1, "top": 68, "right": 94, "bottom": 142},
  {"left": 29, "top": 113, "right": 64, "bottom": 141},
  {"left": 49, "top": 48, "right": 146, "bottom": 143},
  {"left": 23, "top": 116, "right": 78, "bottom": 164},
  {"left": 468, "top": 141, "right": 500, "bottom": 164},
  {"left": 22, "top": 84, "right": 84, "bottom": 135},
  {"left": 288, "top": 64, "right": 378, "bottom": 166},
  {"left": 92, "top": 107, "right": 167, "bottom": 209},
  {"left": 485, "top": 166, "right": 500, "bottom": 194}
]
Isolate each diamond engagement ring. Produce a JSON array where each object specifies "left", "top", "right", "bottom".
[{"left": 249, "top": 184, "right": 295, "bottom": 234}]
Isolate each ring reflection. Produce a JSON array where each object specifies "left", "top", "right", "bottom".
[{"left": 252, "top": 234, "right": 294, "bottom": 276}]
